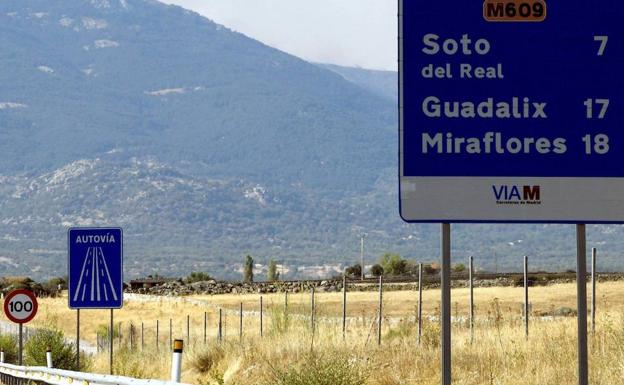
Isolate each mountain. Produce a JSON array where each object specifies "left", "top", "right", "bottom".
[
  {"left": 318, "top": 64, "right": 397, "bottom": 103},
  {"left": 0, "top": 0, "right": 395, "bottom": 194},
  {"left": 1, "top": 0, "right": 624, "bottom": 280}
]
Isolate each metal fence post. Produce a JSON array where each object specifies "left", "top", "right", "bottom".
[
  {"left": 311, "top": 286, "right": 316, "bottom": 333},
  {"left": 377, "top": 275, "right": 383, "bottom": 346},
  {"left": 591, "top": 247, "right": 597, "bottom": 335},
  {"left": 239, "top": 302, "right": 243, "bottom": 340},
  {"left": 130, "top": 323, "right": 134, "bottom": 350},
  {"left": 469, "top": 255, "right": 474, "bottom": 344},
  {"left": 418, "top": 262, "right": 423, "bottom": 345},
  {"left": 260, "top": 296, "right": 263, "bottom": 337},
  {"left": 342, "top": 276, "right": 347, "bottom": 340},
  {"left": 218, "top": 308, "right": 223, "bottom": 342}
]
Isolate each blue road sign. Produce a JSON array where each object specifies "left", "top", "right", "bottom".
[
  {"left": 399, "top": 0, "right": 624, "bottom": 223},
  {"left": 68, "top": 228, "right": 123, "bottom": 309}
]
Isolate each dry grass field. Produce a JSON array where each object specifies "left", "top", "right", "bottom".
[{"left": 5, "top": 280, "right": 624, "bottom": 384}]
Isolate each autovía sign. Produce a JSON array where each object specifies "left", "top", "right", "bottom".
[{"left": 68, "top": 228, "right": 123, "bottom": 309}]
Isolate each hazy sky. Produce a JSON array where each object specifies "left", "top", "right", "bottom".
[{"left": 161, "top": 0, "right": 397, "bottom": 70}]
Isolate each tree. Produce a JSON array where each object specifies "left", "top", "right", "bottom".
[
  {"left": 423, "top": 263, "right": 441, "bottom": 275},
  {"left": 185, "top": 271, "right": 212, "bottom": 284},
  {"left": 24, "top": 329, "right": 79, "bottom": 370},
  {"left": 243, "top": 255, "right": 254, "bottom": 283},
  {"left": 453, "top": 263, "right": 466, "bottom": 273},
  {"left": 379, "top": 253, "right": 408, "bottom": 276},
  {"left": 268, "top": 259, "right": 279, "bottom": 281},
  {"left": 370, "top": 264, "right": 384, "bottom": 277},
  {"left": 344, "top": 264, "right": 362, "bottom": 278}
]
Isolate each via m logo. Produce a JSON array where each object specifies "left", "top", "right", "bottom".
[{"left": 493, "top": 185, "right": 541, "bottom": 205}]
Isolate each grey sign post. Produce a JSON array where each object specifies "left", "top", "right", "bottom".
[
  {"left": 576, "top": 225, "right": 588, "bottom": 385},
  {"left": 441, "top": 224, "right": 451, "bottom": 385}
]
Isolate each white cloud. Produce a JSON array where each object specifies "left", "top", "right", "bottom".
[
  {"left": 0, "top": 103, "right": 27, "bottom": 110},
  {"left": 37, "top": 65, "right": 54, "bottom": 74},
  {"left": 94, "top": 39, "right": 119, "bottom": 48}
]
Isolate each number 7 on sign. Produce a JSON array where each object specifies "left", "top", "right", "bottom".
[{"left": 594, "top": 36, "right": 608, "bottom": 56}]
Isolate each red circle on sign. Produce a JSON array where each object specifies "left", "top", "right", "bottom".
[{"left": 4, "top": 289, "right": 38, "bottom": 324}]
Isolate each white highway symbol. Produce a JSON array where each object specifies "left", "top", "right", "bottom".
[{"left": 72, "top": 246, "right": 118, "bottom": 303}]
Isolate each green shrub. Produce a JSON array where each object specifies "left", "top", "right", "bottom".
[
  {"left": 96, "top": 323, "right": 121, "bottom": 340},
  {"left": 185, "top": 272, "right": 212, "bottom": 284},
  {"left": 269, "top": 306, "right": 291, "bottom": 336},
  {"left": 384, "top": 320, "right": 415, "bottom": 341},
  {"left": 24, "top": 329, "right": 79, "bottom": 370},
  {"left": 265, "top": 352, "right": 367, "bottom": 385},
  {"left": 0, "top": 334, "right": 18, "bottom": 364},
  {"left": 370, "top": 264, "right": 384, "bottom": 277},
  {"left": 344, "top": 264, "right": 361, "bottom": 279}
]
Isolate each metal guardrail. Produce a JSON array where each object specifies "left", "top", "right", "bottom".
[{"left": 0, "top": 362, "right": 192, "bottom": 385}]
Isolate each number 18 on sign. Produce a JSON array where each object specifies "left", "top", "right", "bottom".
[{"left": 399, "top": 0, "right": 624, "bottom": 223}]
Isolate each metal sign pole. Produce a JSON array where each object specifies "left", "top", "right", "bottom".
[
  {"left": 441, "top": 223, "right": 451, "bottom": 385},
  {"left": 76, "top": 309, "right": 80, "bottom": 370},
  {"left": 469, "top": 256, "right": 474, "bottom": 344},
  {"left": 18, "top": 323, "right": 22, "bottom": 365},
  {"left": 576, "top": 224, "right": 589, "bottom": 385},
  {"left": 109, "top": 309, "right": 113, "bottom": 375}
]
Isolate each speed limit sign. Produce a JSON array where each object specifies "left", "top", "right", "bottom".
[{"left": 4, "top": 289, "right": 38, "bottom": 324}]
